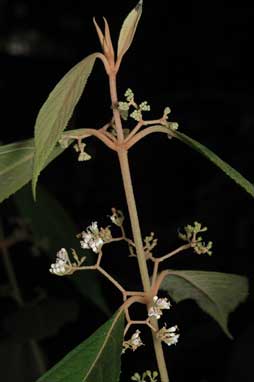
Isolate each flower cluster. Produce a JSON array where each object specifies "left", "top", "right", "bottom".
[
  {"left": 167, "top": 122, "right": 179, "bottom": 131},
  {"left": 156, "top": 325, "right": 180, "bottom": 347},
  {"left": 49, "top": 248, "right": 71, "bottom": 276},
  {"left": 123, "top": 295, "right": 179, "bottom": 354},
  {"left": 79, "top": 221, "right": 111, "bottom": 253},
  {"left": 122, "top": 330, "right": 144, "bottom": 353},
  {"left": 143, "top": 232, "right": 158, "bottom": 259},
  {"left": 179, "top": 221, "right": 213, "bottom": 256},
  {"left": 58, "top": 136, "right": 91, "bottom": 162},
  {"left": 118, "top": 88, "right": 151, "bottom": 122},
  {"left": 148, "top": 296, "right": 171, "bottom": 319},
  {"left": 73, "top": 141, "right": 91, "bottom": 162},
  {"left": 130, "top": 101, "right": 151, "bottom": 122},
  {"left": 131, "top": 370, "right": 158, "bottom": 382},
  {"left": 49, "top": 248, "right": 85, "bottom": 276}
]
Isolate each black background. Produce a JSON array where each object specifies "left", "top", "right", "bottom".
[{"left": 0, "top": 1, "right": 254, "bottom": 381}]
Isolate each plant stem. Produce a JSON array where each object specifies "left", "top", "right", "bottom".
[
  {"left": 117, "top": 149, "right": 151, "bottom": 291},
  {"left": 117, "top": 149, "right": 170, "bottom": 382},
  {"left": 109, "top": 74, "right": 124, "bottom": 142},
  {"left": 108, "top": 70, "right": 170, "bottom": 382}
]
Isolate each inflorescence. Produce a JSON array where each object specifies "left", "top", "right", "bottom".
[
  {"left": 49, "top": 212, "right": 215, "bottom": 355},
  {"left": 178, "top": 221, "right": 213, "bottom": 256}
]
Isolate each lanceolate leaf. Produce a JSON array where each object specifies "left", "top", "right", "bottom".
[
  {"left": 160, "top": 270, "right": 248, "bottom": 338},
  {"left": 174, "top": 131, "right": 254, "bottom": 198},
  {"left": 0, "top": 127, "right": 93, "bottom": 204},
  {"left": 36, "top": 310, "right": 124, "bottom": 382},
  {"left": 0, "top": 139, "right": 65, "bottom": 204},
  {"left": 14, "top": 184, "right": 110, "bottom": 315},
  {"left": 117, "top": 1, "right": 143, "bottom": 62},
  {"left": 32, "top": 53, "right": 98, "bottom": 198}
]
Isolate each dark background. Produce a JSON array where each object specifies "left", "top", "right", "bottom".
[{"left": 0, "top": 1, "right": 254, "bottom": 381}]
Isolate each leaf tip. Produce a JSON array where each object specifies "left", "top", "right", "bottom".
[{"left": 136, "top": 0, "right": 143, "bottom": 10}]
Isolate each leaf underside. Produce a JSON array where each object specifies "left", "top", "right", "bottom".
[
  {"left": 161, "top": 270, "right": 248, "bottom": 338},
  {"left": 0, "top": 139, "right": 65, "bottom": 204},
  {"left": 174, "top": 131, "right": 254, "bottom": 198},
  {"left": 32, "top": 53, "right": 98, "bottom": 198},
  {"left": 0, "top": 128, "right": 91, "bottom": 204},
  {"left": 36, "top": 310, "right": 124, "bottom": 382}
]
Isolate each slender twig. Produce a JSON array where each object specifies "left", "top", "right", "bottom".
[
  {"left": 149, "top": 243, "right": 192, "bottom": 288},
  {"left": 125, "top": 117, "right": 167, "bottom": 144},
  {"left": 97, "top": 265, "right": 126, "bottom": 295},
  {"left": 158, "top": 243, "right": 192, "bottom": 262},
  {"left": 126, "top": 125, "right": 176, "bottom": 150},
  {"left": 108, "top": 236, "right": 135, "bottom": 247},
  {"left": 151, "top": 261, "right": 159, "bottom": 287},
  {"left": 147, "top": 243, "right": 192, "bottom": 264},
  {"left": 64, "top": 128, "right": 117, "bottom": 151},
  {"left": 151, "top": 270, "right": 172, "bottom": 297},
  {"left": 124, "top": 120, "right": 143, "bottom": 142},
  {"left": 124, "top": 319, "right": 156, "bottom": 336},
  {"left": 126, "top": 291, "right": 146, "bottom": 297},
  {"left": 77, "top": 265, "right": 97, "bottom": 271}
]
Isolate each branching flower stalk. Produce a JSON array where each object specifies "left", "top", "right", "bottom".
[
  {"left": 0, "top": 0, "right": 248, "bottom": 380},
  {"left": 51, "top": 209, "right": 201, "bottom": 380},
  {"left": 45, "top": 3, "right": 247, "bottom": 382},
  {"left": 53, "top": 4, "right": 195, "bottom": 381}
]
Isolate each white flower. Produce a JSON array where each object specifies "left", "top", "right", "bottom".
[
  {"left": 131, "top": 330, "right": 143, "bottom": 348},
  {"left": 90, "top": 221, "right": 99, "bottom": 234},
  {"left": 148, "top": 307, "right": 161, "bottom": 320},
  {"left": 156, "top": 325, "right": 180, "bottom": 346},
  {"left": 153, "top": 296, "right": 171, "bottom": 310},
  {"left": 80, "top": 222, "right": 104, "bottom": 253},
  {"left": 49, "top": 248, "right": 70, "bottom": 276},
  {"left": 122, "top": 330, "right": 144, "bottom": 353},
  {"left": 109, "top": 209, "right": 124, "bottom": 227},
  {"left": 148, "top": 296, "right": 171, "bottom": 319}
]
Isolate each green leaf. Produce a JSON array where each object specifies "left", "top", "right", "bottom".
[
  {"left": 117, "top": 1, "right": 143, "bottom": 62},
  {"left": 36, "top": 310, "right": 124, "bottom": 382},
  {"left": 160, "top": 270, "right": 248, "bottom": 338},
  {"left": 0, "top": 126, "right": 95, "bottom": 204},
  {"left": 14, "top": 184, "right": 110, "bottom": 315},
  {"left": 174, "top": 131, "right": 254, "bottom": 198},
  {"left": 32, "top": 53, "right": 98, "bottom": 198},
  {"left": 0, "top": 139, "right": 65, "bottom": 204}
]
